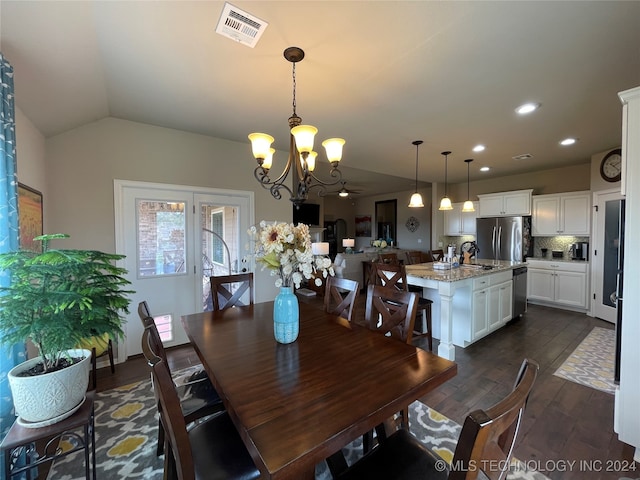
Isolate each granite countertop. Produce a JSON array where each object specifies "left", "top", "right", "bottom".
[
  {"left": 405, "top": 260, "right": 524, "bottom": 283},
  {"left": 526, "top": 257, "right": 590, "bottom": 264}
]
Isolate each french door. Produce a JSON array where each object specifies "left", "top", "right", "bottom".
[
  {"left": 114, "top": 180, "right": 254, "bottom": 360},
  {"left": 592, "top": 189, "right": 623, "bottom": 323}
]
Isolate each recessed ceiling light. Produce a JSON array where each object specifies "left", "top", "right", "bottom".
[
  {"left": 480, "top": 166, "right": 490, "bottom": 172},
  {"left": 473, "top": 145, "right": 486, "bottom": 152},
  {"left": 560, "top": 137, "right": 578, "bottom": 146},
  {"left": 515, "top": 102, "right": 541, "bottom": 115}
]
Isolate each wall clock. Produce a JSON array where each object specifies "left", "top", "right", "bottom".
[
  {"left": 405, "top": 216, "right": 420, "bottom": 232},
  {"left": 600, "top": 148, "right": 622, "bottom": 183}
]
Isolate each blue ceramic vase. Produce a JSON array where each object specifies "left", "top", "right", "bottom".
[{"left": 273, "top": 286, "right": 299, "bottom": 344}]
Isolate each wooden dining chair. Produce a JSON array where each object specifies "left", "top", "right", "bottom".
[
  {"left": 333, "top": 358, "right": 539, "bottom": 480},
  {"left": 137, "top": 301, "right": 224, "bottom": 456},
  {"left": 324, "top": 276, "right": 359, "bottom": 322},
  {"left": 359, "top": 283, "right": 420, "bottom": 454},
  {"left": 372, "top": 263, "right": 433, "bottom": 351},
  {"left": 210, "top": 273, "right": 254, "bottom": 310},
  {"left": 404, "top": 251, "right": 423, "bottom": 265},
  {"left": 141, "top": 328, "right": 260, "bottom": 480},
  {"left": 420, "top": 251, "right": 434, "bottom": 263},
  {"left": 430, "top": 249, "right": 444, "bottom": 261},
  {"left": 365, "top": 284, "right": 418, "bottom": 352}
]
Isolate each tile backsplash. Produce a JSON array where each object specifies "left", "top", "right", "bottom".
[
  {"left": 442, "top": 234, "right": 589, "bottom": 260},
  {"left": 532, "top": 236, "right": 589, "bottom": 259}
]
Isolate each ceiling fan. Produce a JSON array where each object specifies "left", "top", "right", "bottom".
[{"left": 329, "top": 181, "right": 362, "bottom": 198}]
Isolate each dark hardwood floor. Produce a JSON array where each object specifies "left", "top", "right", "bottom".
[{"left": 94, "top": 295, "right": 638, "bottom": 480}]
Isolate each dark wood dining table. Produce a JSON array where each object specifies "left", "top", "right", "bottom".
[{"left": 182, "top": 300, "right": 457, "bottom": 480}]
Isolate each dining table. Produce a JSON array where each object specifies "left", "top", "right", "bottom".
[{"left": 182, "top": 300, "right": 457, "bottom": 480}]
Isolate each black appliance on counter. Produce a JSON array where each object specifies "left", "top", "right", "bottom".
[{"left": 570, "top": 242, "right": 589, "bottom": 261}]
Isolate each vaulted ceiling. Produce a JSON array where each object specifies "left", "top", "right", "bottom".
[{"left": 2, "top": 1, "right": 639, "bottom": 195}]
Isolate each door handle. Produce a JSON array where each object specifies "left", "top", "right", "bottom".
[{"left": 610, "top": 292, "right": 621, "bottom": 304}]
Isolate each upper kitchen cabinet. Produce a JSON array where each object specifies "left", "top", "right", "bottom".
[
  {"left": 532, "top": 191, "right": 591, "bottom": 236},
  {"left": 444, "top": 202, "right": 478, "bottom": 236},
  {"left": 477, "top": 189, "right": 532, "bottom": 217}
]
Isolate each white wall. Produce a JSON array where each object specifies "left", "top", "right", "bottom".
[
  {"left": 352, "top": 187, "right": 432, "bottom": 251},
  {"left": 43, "top": 117, "right": 290, "bottom": 302},
  {"left": 15, "top": 107, "right": 47, "bottom": 228}
]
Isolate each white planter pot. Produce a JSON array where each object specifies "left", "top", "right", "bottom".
[{"left": 8, "top": 348, "right": 91, "bottom": 427}]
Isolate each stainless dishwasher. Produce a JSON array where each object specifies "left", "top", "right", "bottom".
[{"left": 512, "top": 266, "right": 528, "bottom": 317}]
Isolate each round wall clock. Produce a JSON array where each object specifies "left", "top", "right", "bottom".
[
  {"left": 600, "top": 148, "right": 622, "bottom": 183},
  {"left": 405, "top": 216, "right": 420, "bottom": 232}
]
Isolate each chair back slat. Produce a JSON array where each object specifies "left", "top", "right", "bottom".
[
  {"left": 324, "top": 276, "right": 359, "bottom": 322},
  {"left": 372, "top": 262, "right": 407, "bottom": 292},
  {"left": 450, "top": 359, "right": 539, "bottom": 480},
  {"left": 364, "top": 284, "right": 417, "bottom": 344},
  {"left": 210, "top": 273, "right": 254, "bottom": 310}
]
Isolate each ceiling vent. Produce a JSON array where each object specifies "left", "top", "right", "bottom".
[
  {"left": 512, "top": 153, "right": 533, "bottom": 161},
  {"left": 215, "top": 3, "right": 268, "bottom": 48}
]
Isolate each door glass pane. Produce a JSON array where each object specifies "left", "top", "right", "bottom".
[
  {"left": 201, "top": 204, "right": 240, "bottom": 310},
  {"left": 602, "top": 199, "right": 621, "bottom": 307},
  {"left": 137, "top": 200, "right": 186, "bottom": 277}
]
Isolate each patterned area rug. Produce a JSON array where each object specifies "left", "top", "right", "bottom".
[
  {"left": 554, "top": 327, "right": 616, "bottom": 394},
  {"left": 49, "top": 371, "right": 548, "bottom": 480}
]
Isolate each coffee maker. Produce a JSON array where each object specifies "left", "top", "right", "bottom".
[{"left": 570, "top": 242, "right": 589, "bottom": 261}]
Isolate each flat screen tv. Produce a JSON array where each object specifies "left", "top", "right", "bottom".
[{"left": 293, "top": 203, "right": 320, "bottom": 227}]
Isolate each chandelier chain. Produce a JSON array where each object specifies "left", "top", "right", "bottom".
[{"left": 292, "top": 61, "right": 297, "bottom": 117}]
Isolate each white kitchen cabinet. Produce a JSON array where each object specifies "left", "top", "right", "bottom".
[
  {"left": 470, "top": 270, "right": 512, "bottom": 341},
  {"left": 477, "top": 189, "right": 533, "bottom": 217},
  {"left": 526, "top": 260, "right": 588, "bottom": 310},
  {"left": 444, "top": 202, "right": 478, "bottom": 236},
  {"left": 531, "top": 192, "right": 591, "bottom": 236}
]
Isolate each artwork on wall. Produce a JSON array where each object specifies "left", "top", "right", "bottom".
[
  {"left": 355, "top": 215, "right": 372, "bottom": 237},
  {"left": 18, "top": 183, "right": 43, "bottom": 252}
]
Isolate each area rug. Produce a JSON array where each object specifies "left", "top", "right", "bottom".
[
  {"left": 48, "top": 374, "right": 549, "bottom": 480},
  {"left": 554, "top": 327, "right": 616, "bottom": 395}
]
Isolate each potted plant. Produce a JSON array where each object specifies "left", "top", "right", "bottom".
[{"left": 0, "top": 234, "right": 133, "bottom": 427}]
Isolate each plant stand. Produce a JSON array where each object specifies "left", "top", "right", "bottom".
[{"left": 1, "top": 391, "right": 96, "bottom": 479}]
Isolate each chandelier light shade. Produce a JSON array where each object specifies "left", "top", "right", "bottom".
[
  {"left": 462, "top": 158, "right": 475, "bottom": 212},
  {"left": 439, "top": 150, "right": 453, "bottom": 211},
  {"left": 408, "top": 140, "right": 425, "bottom": 208},
  {"left": 249, "top": 47, "right": 345, "bottom": 207}
]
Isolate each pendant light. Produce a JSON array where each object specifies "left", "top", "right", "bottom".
[
  {"left": 438, "top": 151, "right": 453, "bottom": 211},
  {"left": 408, "top": 140, "right": 424, "bottom": 208},
  {"left": 462, "top": 159, "right": 475, "bottom": 212}
]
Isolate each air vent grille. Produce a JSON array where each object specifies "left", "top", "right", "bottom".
[
  {"left": 215, "top": 2, "right": 268, "bottom": 48},
  {"left": 512, "top": 153, "right": 533, "bottom": 161}
]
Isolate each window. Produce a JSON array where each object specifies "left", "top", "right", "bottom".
[
  {"left": 210, "top": 210, "right": 224, "bottom": 265},
  {"left": 136, "top": 200, "right": 186, "bottom": 277}
]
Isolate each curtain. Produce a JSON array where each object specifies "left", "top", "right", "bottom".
[{"left": 0, "top": 52, "right": 25, "bottom": 479}]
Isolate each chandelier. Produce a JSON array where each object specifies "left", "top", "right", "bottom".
[{"left": 248, "top": 47, "right": 345, "bottom": 207}]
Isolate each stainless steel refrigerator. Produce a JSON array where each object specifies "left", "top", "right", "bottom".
[{"left": 475, "top": 216, "right": 532, "bottom": 262}]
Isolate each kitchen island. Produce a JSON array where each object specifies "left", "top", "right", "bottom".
[{"left": 406, "top": 260, "right": 525, "bottom": 361}]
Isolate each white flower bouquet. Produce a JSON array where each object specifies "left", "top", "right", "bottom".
[
  {"left": 372, "top": 239, "right": 388, "bottom": 250},
  {"left": 248, "top": 221, "right": 334, "bottom": 288}
]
